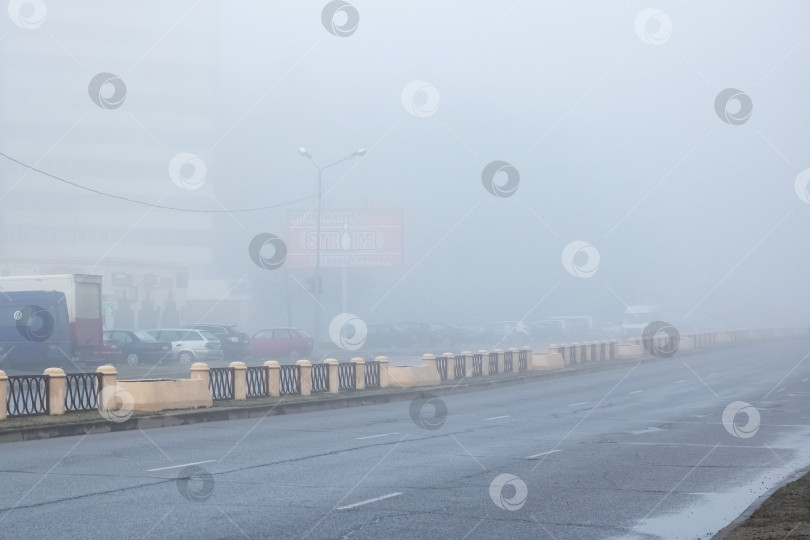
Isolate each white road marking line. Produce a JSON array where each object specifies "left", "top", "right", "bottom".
[
  {"left": 674, "top": 380, "right": 687, "bottom": 384},
  {"left": 628, "top": 390, "right": 643, "bottom": 394},
  {"left": 629, "top": 427, "right": 664, "bottom": 435},
  {"left": 569, "top": 402, "right": 588, "bottom": 406},
  {"left": 803, "top": 378, "right": 808, "bottom": 382},
  {"left": 356, "top": 433, "right": 399, "bottom": 440},
  {"left": 777, "top": 387, "right": 786, "bottom": 393},
  {"left": 486, "top": 415, "right": 510, "bottom": 420},
  {"left": 336, "top": 492, "right": 402, "bottom": 510},
  {"left": 147, "top": 460, "right": 216, "bottom": 472},
  {"left": 528, "top": 450, "right": 562, "bottom": 459}
]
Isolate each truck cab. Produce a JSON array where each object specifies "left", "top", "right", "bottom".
[
  {"left": 621, "top": 305, "right": 660, "bottom": 338},
  {"left": 0, "top": 290, "right": 73, "bottom": 366}
]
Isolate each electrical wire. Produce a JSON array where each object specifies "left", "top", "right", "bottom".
[{"left": 0, "top": 151, "right": 314, "bottom": 213}]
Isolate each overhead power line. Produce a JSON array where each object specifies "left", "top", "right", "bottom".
[{"left": 0, "top": 151, "right": 314, "bottom": 213}]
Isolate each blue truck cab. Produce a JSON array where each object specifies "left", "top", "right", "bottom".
[{"left": 0, "top": 290, "right": 72, "bottom": 366}]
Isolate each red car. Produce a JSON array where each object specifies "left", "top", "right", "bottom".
[{"left": 249, "top": 328, "right": 314, "bottom": 361}]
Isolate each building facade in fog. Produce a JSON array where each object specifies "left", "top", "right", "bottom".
[{"left": 0, "top": 3, "right": 226, "bottom": 330}]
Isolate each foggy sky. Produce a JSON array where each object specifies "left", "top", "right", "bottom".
[{"left": 2, "top": 0, "right": 809, "bottom": 332}]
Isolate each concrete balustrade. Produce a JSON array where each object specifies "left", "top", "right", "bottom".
[
  {"left": 443, "top": 352, "right": 455, "bottom": 380},
  {"left": 422, "top": 353, "right": 436, "bottom": 371},
  {"left": 1, "top": 327, "right": 804, "bottom": 422},
  {"left": 44, "top": 368, "right": 66, "bottom": 415},
  {"left": 462, "top": 351, "right": 474, "bottom": 378},
  {"left": 376, "top": 356, "right": 389, "bottom": 388},
  {"left": 230, "top": 361, "right": 247, "bottom": 400},
  {"left": 388, "top": 354, "right": 440, "bottom": 388},
  {"left": 324, "top": 358, "right": 339, "bottom": 394},
  {"left": 96, "top": 364, "right": 119, "bottom": 389},
  {"left": 479, "top": 350, "right": 490, "bottom": 375},
  {"left": 351, "top": 357, "right": 365, "bottom": 391},
  {"left": 297, "top": 360, "right": 312, "bottom": 396},
  {"left": 264, "top": 361, "right": 280, "bottom": 397}
]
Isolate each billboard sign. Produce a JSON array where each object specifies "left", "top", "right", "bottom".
[{"left": 286, "top": 209, "right": 403, "bottom": 268}]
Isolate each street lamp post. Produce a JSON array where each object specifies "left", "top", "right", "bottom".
[{"left": 298, "top": 147, "right": 366, "bottom": 360}]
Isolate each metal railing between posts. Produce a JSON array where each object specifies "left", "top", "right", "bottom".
[
  {"left": 435, "top": 355, "right": 448, "bottom": 381},
  {"left": 503, "top": 350, "right": 514, "bottom": 373},
  {"left": 209, "top": 367, "right": 235, "bottom": 401},
  {"left": 6, "top": 374, "right": 49, "bottom": 417},
  {"left": 488, "top": 352, "right": 499, "bottom": 374},
  {"left": 454, "top": 355, "right": 466, "bottom": 378},
  {"left": 65, "top": 372, "right": 102, "bottom": 412},
  {"left": 311, "top": 363, "right": 330, "bottom": 393},
  {"left": 364, "top": 360, "right": 381, "bottom": 389},
  {"left": 279, "top": 365, "right": 301, "bottom": 395},
  {"left": 472, "top": 353, "right": 483, "bottom": 376},
  {"left": 518, "top": 349, "right": 528, "bottom": 372},
  {"left": 338, "top": 362, "right": 356, "bottom": 390},
  {"left": 246, "top": 366, "right": 268, "bottom": 398}
]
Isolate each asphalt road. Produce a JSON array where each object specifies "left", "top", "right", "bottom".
[{"left": 1, "top": 338, "right": 808, "bottom": 539}]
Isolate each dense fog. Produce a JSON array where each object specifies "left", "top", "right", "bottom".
[{"left": 1, "top": 1, "right": 808, "bottom": 348}]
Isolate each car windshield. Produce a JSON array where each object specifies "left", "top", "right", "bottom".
[{"left": 200, "top": 331, "right": 220, "bottom": 341}]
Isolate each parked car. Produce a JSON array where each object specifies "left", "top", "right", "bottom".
[
  {"left": 249, "top": 328, "right": 313, "bottom": 361},
  {"left": 182, "top": 323, "right": 250, "bottom": 360},
  {"left": 365, "top": 324, "right": 410, "bottom": 348},
  {"left": 392, "top": 322, "right": 439, "bottom": 348},
  {"left": 102, "top": 330, "right": 172, "bottom": 366},
  {"left": 146, "top": 328, "right": 224, "bottom": 363}
]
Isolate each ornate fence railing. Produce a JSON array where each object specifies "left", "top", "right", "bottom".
[
  {"left": 472, "top": 353, "right": 483, "bottom": 376},
  {"left": 518, "top": 349, "right": 528, "bottom": 372},
  {"left": 454, "top": 355, "right": 466, "bottom": 378},
  {"left": 503, "top": 350, "right": 514, "bottom": 373},
  {"left": 6, "top": 375, "right": 49, "bottom": 417},
  {"left": 364, "top": 360, "right": 381, "bottom": 389},
  {"left": 338, "top": 362, "right": 356, "bottom": 390},
  {"left": 246, "top": 366, "right": 268, "bottom": 398},
  {"left": 311, "top": 363, "right": 330, "bottom": 393},
  {"left": 65, "top": 373, "right": 102, "bottom": 412},
  {"left": 435, "top": 355, "right": 448, "bottom": 381},
  {"left": 209, "top": 367, "right": 235, "bottom": 401},
  {"left": 279, "top": 365, "right": 301, "bottom": 395},
  {"left": 488, "top": 352, "right": 499, "bottom": 374}
]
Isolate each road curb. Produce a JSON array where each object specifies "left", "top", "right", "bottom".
[{"left": 0, "top": 344, "right": 758, "bottom": 443}]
